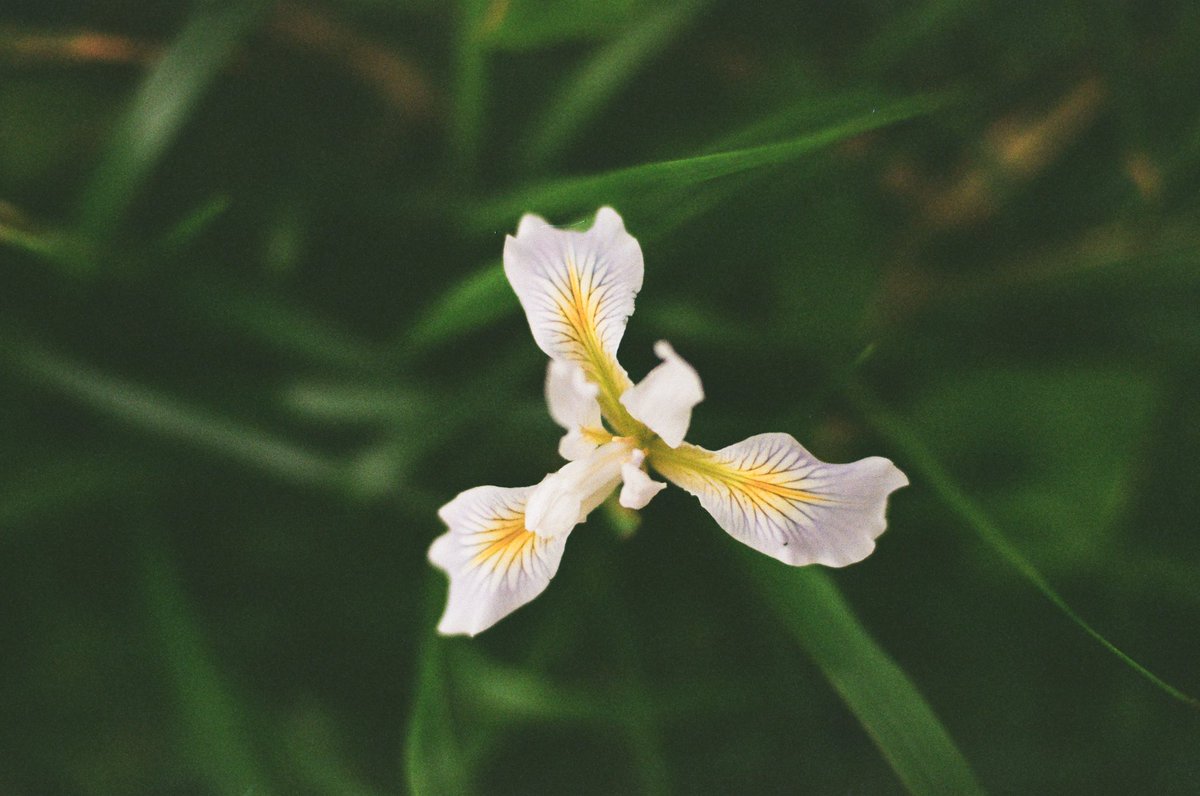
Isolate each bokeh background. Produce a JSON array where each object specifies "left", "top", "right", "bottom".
[{"left": 2, "top": 0, "right": 1198, "bottom": 793}]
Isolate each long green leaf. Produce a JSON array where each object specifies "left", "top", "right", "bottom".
[
  {"left": 848, "top": 381, "right": 1200, "bottom": 709},
  {"left": 78, "top": 0, "right": 271, "bottom": 240},
  {"left": 475, "top": 93, "right": 946, "bottom": 227},
  {"left": 405, "top": 588, "right": 474, "bottom": 796},
  {"left": 747, "top": 560, "right": 985, "bottom": 795},
  {"left": 142, "top": 534, "right": 270, "bottom": 795},
  {"left": 520, "top": 0, "right": 708, "bottom": 169},
  {"left": 1, "top": 335, "right": 346, "bottom": 489}
]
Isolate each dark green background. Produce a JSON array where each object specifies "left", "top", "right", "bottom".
[{"left": 2, "top": 0, "right": 1198, "bottom": 793}]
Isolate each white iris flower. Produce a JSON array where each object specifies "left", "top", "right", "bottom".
[{"left": 429, "top": 207, "right": 908, "bottom": 636}]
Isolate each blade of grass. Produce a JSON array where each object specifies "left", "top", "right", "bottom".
[
  {"left": 478, "top": 0, "right": 640, "bottom": 51},
  {"left": 403, "top": 265, "right": 512, "bottom": 354},
  {"left": 474, "top": 93, "right": 947, "bottom": 227},
  {"left": 0, "top": 454, "right": 148, "bottom": 537},
  {"left": 1, "top": 333, "right": 347, "bottom": 489},
  {"left": 404, "top": 584, "right": 475, "bottom": 796},
  {"left": 847, "top": 381, "right": 1200, "bottom": 710},
  {"left": 519, "top": 0, "right": 708, "bottom": 170},
  {"left": 141, "top": 531, "right": 270, "bottom": 795},
  {"left": 746, "top": 559, "right": 985, "bottom": 795},
  {"left": 452, "top": 0, "right": 490, "bottom": 181},
  {"left": 77, "top": 0, "right": 271, "bottom": 241}
]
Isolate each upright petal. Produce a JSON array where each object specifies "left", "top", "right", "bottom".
[
  {"left": 430, "top": 485, "right": 568, "bottom": 636},
  {"left": 651, "top": 433, "right": 908, "bottom": 567},
  {"left": 619, "top": 341, "right": 704, "bottom": 448},
  {"left": 503, "top": 208, "right": 643, "bottom": 416},
  {"left": 545, "top": 360, "right": 609, "bottom": 460}
]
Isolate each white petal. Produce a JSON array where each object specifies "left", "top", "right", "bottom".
[
  {"left": 524, "top": 439, "right": 631, "bottom": 537},
  {"left": 429, "top": 485, "right": 567, "bottom": 636},
  {"left": 545, "top": 360, "right": 601, "bottom": 429},
  {"left": 651, "top": 433, "right": 908, "bottom": 567},
  {"left": 620, "top": 341, "right": 704, "bottom": 448},
  {"left": 558, "top": 430, "right": 599, "bottom": 462},
  {"left": 545, "top": 360, "right": 606, "bottom": 460},
  {"left": 619, "top": 460, "right": 667, "bottom": 510},
  {"left": 503, "top": 207, "right": 643, "bottom": 386}
]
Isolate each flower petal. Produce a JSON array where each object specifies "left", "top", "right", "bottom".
[
  {"left": 429, "top": 485, "right": 567, "bottom": 636},
  {"left": 545, "top": 360, "right": 607, "bottom": 460},
  {"left": 504, "top": 207, "right": 643, "bottom": 414},
  {"left": 651, "top": 433, "right": 908, "bottom": 567},
  {"left": 619, "top": 457, "right": 667, "bottom": 510},
  {"left": 525, "top": 439, "right": 631, "bottom": 537},
  {"left": 619, "top": 341, "right": 704, "bottom": 448}
]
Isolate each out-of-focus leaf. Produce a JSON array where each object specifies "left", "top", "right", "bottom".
[
  {"left": 142, "top": 535, "right": 269, "bottom": 795},
  {"left": 520, "top": 0, "right": 707, "bottom": 169},
  {"left": 182, "top": 276, "right": 382, "bottom": 371},
  {"left": 453, "top": 0, "right": 490, "bottom": 177},
  {"left": 858, "top": 0, "right": 976, "bottom": 74},
  {"left": 849, "top": 380, "right": 1200, "bottom": 709},
  {"left": 748, "top": 560, "right": 985, "bottom": 795},
  {"left": 0, "top": 455, "right": 146, "bottom": 535},
  {"left": 405, "top": 612, "right": 474, "bottom": 795},
  {"left": 474, "top": 94, "right": 946, "bottom": 227},
  {"left": 1, "top": 335, "right": 347, "bottom": 489},
  {"left": 159, "top": 195, "right": 231, "bottom": 252},
  {"left": 77, "top": 0, "right": 272, "bottom": 240},
  {"left": 906, "top": 368, "right": 1157, "bottom": 565},
  {"left": 452, "top": 646, "right": 615, "bottom": 724},
  {"left": 478, "top": 0, "right": 642, "bottom": 51},
  {"left": 403, "top": 264, "right": 513, "bottom": 355}
]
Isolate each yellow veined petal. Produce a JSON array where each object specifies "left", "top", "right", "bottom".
[
  {"left": 430, "top": 485, "right": 568, "bottom": 636},
  {"left": 650, "top": 433, "right": 908, "bottom": 567},
  {"left": 504, "top": 207, "right": 642, "bottom": 432}
]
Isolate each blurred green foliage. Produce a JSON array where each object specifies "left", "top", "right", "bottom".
[{"left": 2, "top": 0, "right": 1198, "bottom": 793}]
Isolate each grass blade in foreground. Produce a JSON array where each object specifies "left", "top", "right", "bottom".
[
  {"left": 747, "top": 559, "right": 985, "bottom": 795},
  {"left": 475, "top": 94, "right": 946, "bottom": 227},
  {"left": 848, "top": 382, "right": 1200, "bottom": 709}
]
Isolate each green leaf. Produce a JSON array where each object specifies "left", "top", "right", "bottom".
[
  {"left": 405, "top": 603, "right": 474, "bottom": 795},
  {"left": 520, "top": 0, "right": 708, "bottom": 169},
  {"left": 141, "top": 534, "right": 270, "bottom": 795},
  {"left": 848, "top": 380, "right": 1200, "bottom": 709},
  {"left": 747, "top": 560, "right": 985, "bottom": 796},
  {"left": 0, "top": 454, "right": 146, "bottom": 536},
  {"left": 403, "top": 264, "right": 514, "bottom": 355},
  {"left": 1, "top": 334, "right": 347, "bottom": 489},
  {"left": 77, "top": 0, "right": 272, "bottom": 241},
  {"left": 478, "top": 0, "right": 643, "bottom": 51},
  {"left": 474, "top": 93, "right": 947, "bottom": 227}
]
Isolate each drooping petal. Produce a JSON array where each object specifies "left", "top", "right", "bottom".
[
  {"left": 525, "top": 439, "right": 632, "bottom": 537},
  {"left": 430, "top": 485, "right": 568, "bottom": 636},
  {"left": 503, "top": 207, "right": 643, "bottom": 415},
  {"left": 651, "top": 433, "right": 908, "bottom": 567},
  {"left": 545, "top": 360, "right": 608, "bottom": 460},
  {"left": 619, "top": 451, "right": 667, "bottom": 510},
  {"left": 619, "top": 341, "right": 704, "bottom": 448}
]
